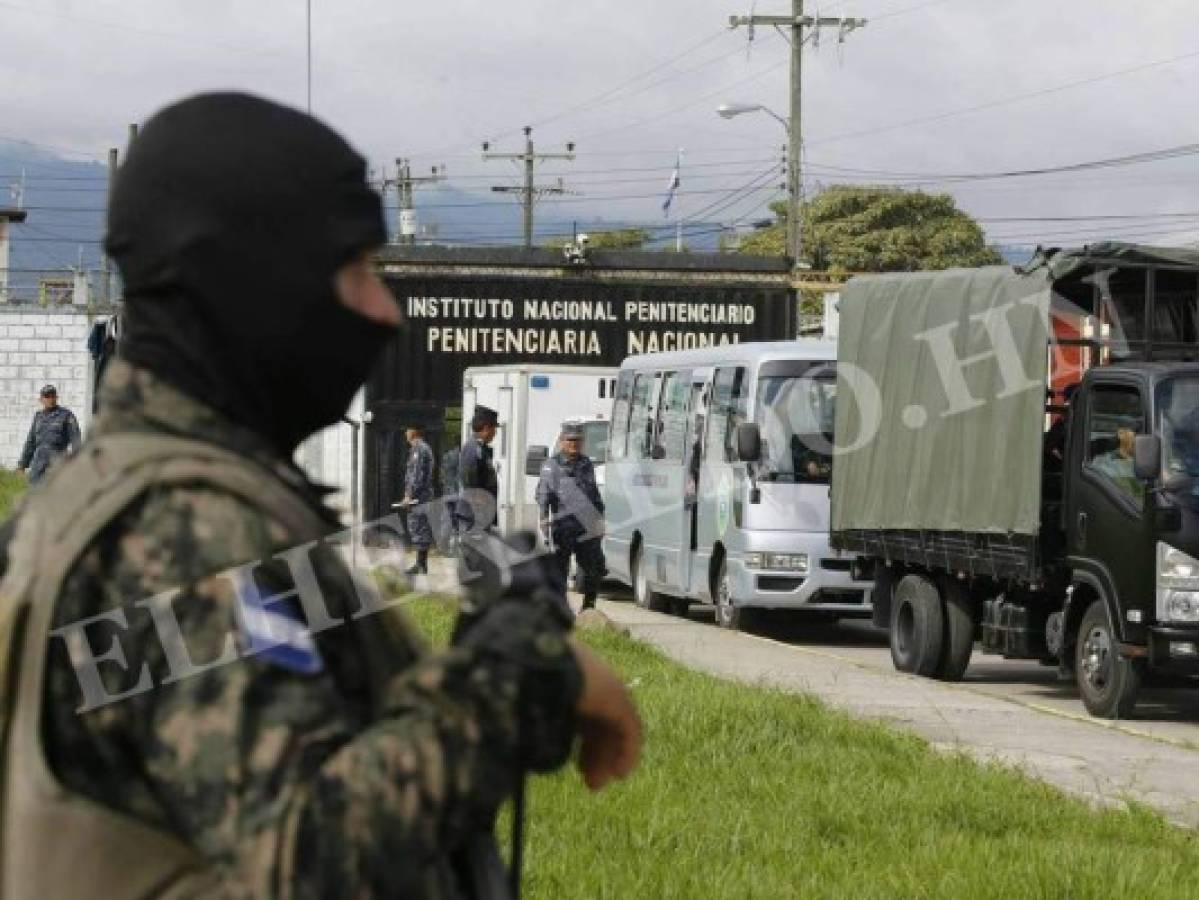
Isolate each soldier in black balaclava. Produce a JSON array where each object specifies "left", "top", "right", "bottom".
[{"left": 20, "top": 93, "right": 640, "bottom": 899}]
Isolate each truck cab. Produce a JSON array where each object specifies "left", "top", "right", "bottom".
[
  {"left": 831, "top": 244, "right": 1199, "bottom": 719},
  {"left": 1061, "top": 364, "right": 1199, "bottom": 706}
]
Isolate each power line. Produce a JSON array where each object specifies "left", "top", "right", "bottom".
[
  {"left": 871, "top": 0, "right": 960, "bottom": 22},
  {"left": 682, "top": 164, "right": 785, "bottom": 222},
  {"left": 812, "top": 43, "right": 1199, "bottom": 148},
  {"left": 523, "top": 32, "right": 740, "bottom": 131},
  {"left": 409, "top": 28, "right": 736, "bottom": 159},
  {"left": 0, "top": 157, "right": 783, "bottom": 184},
  {"left": 802, "top": 142, "right": 1199, "bottom": 183},
  {"left": 572, "top": 52, "right": 791, "bottom": 142}
]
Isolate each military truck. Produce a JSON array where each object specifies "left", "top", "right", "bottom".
[{"left": 831, "top": 244, "right": 1199, "bottom": 718}]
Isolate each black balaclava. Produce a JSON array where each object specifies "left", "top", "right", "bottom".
[{"left": 105, "top": 92, "right": 392, "bottom": 455}]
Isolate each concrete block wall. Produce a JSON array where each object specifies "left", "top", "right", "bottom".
[{"left": 0, "top": 308, "right": 96, "bottom": 469}]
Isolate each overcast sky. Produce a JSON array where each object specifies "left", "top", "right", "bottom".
[{"left": 5, "top": 0, "right": 1199, "bottom": 246}]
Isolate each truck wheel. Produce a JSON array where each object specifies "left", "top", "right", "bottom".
[
  {"left": 715, "top": 560, "right": 753, "bottom": 630},
  {"left": 890, "top": 575, "right": 945, "bottom": 677},
  {"left": 632, "top": 546, "right": 667, "bottom": 613},
  {"left": 935, "top": 578, "right": 975, "bottom": 682},
  {"left": 1075, "top": 600, "right": 1142, "bottom": 719}
]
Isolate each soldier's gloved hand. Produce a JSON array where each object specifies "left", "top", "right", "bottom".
[
  {"left": 451, "top": 531, "right": 641, "bottom": 785},
  {"left": 452, "top": 531, "right": 579, "bottom": 772},
  {"left": 453, "top": 530, "right": 572, "bottom": 637}
]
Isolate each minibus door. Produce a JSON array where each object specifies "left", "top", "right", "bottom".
[{"left": 680, "top": 374, "right": 708, "bottom": 595}]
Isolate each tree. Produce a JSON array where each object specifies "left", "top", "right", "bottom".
[
  {"left": 543, "top": 228, "right": 651, "bottom": 251},
  {"left": 735, "top": 187, "right": 1002, "bottom": 271}
]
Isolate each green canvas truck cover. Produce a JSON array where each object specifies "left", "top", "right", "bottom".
[{"left": 831, "top": 264, "right": 1052, "bottom": 537}]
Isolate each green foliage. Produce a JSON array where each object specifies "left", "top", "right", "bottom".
[
  {"left": 401, "top": 598, "right": 1199, "bottom": 899},
  {"left": 543, "top": 229, "right": 651, "bottom": 251},
  {"left": 737, "top": 186, "right": 1003, "bottom": 271},
  {"left": 586, "top": 228, "right": 651, "bottom": 250}
]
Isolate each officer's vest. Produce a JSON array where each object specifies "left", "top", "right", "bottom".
[{"left": 0, "top": 433, "right": 332, "bottom": 899}]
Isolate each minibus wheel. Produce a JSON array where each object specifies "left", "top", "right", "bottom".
[
  {"left": 632, "top": 545, "right": 668, "bottom": 612},
  {"left": 715, "top": 560, "right": 748, "bottom": 630}
]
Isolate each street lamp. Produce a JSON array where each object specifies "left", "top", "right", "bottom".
[
  {"left": 718, "top": 101, "right": 798, "bottom": 268},
  {"left": 717, "top": 102, "right": 788, "bottom": 131}
]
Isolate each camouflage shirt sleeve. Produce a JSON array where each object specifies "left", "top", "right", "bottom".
[{"left": 44, "top": 484, "right": 582, "bottom": 898}]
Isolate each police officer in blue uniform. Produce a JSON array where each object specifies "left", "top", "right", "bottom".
[
  {"left": 17, "top": 384, "right": 82, "bottom": 483},
  {"left": 537, "top": 421, "right": 607, "bottom": 610},
  {"left": 402, "top": 424, "right": 435, "bottom": 574},
  {"left": 456, "top": 404, "right": 499, "bottom": 533}
]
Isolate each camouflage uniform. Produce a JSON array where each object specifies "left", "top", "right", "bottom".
[
  {"left": 41, "top": 360, "right": 582, "bottom": 898},
  {"left": 18, "top": 404, "right": 82, "bottom": 482},
  {"left": 404, "top": 437, "right": 435, "bottom": 549}
]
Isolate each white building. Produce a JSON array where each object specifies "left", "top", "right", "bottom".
[{"left": 0, "top": 305, "right": 103, "bottom": 467}]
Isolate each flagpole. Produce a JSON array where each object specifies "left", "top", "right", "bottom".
[
  {"left": 663, "top": 147, "right": 683, "bottom": 250},
  {"left": 675, "top": 148, "right": 684, "bottom": 252}
]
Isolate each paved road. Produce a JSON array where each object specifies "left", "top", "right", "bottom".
[
  {"left": 592, "top": 589, "right": 1199, "bottom": 827},
  {"left": 709, "top": 609, "right": 1199, "bottom": 749}
]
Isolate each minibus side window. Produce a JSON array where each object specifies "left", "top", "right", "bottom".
[
  {"left": 629, "top": 372, "right": 659, "bottom": 460},
  {"left": 706, "top": 366, "right": 748, "bottom": 463},
  {"left": 656, "top": 371, "right": 690, "bottom": 462},
  {"left": 609, "top": 371, "right": 635, "bottom": 460}
]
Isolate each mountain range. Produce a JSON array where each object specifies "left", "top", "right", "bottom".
[{"left": 2, "top": 144, "right": 1034, "bottom": 297}]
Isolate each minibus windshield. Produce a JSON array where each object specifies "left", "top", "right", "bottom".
[
  {"left": 583, "top": 420, "right": 610, "bottom": 465},
  {"left": 756, "top": 372, "right": 836, "bottom": 484}
]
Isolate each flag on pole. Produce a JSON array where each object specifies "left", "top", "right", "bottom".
[{"left": 662, "top": 149, "right": 683, "bottom": 216}]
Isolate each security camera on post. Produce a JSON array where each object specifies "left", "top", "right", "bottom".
[{"left": 563, "top": 233, "right": 590, "bottom": 265}]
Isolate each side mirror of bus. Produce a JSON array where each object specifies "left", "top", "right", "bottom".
[
  {"left": 526, "top": 446, "right": 548, "bottom": 476},
  {"left": 1134, "top": 434, "right": 1161, "bottom": 482},
  {"left": 736, "top": 423, "right": 761, "bottom": 463}
]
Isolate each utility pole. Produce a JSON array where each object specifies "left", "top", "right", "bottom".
[
  {"left": 483, "top": 127, "right": 575, "bottom": 249},
  {"left": 101, "top": 147, "right": 119, "bottom": 303},
  {"left": 729, "top": 2, "right": 866, "bottom": 268},
  {"left": 306, "top": 0, "right": 312, "bottom": 112},
  {"left": 389, "top": 159, "right": 445, "bottom": 245}
]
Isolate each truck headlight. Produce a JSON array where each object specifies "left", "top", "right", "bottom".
[
  {"left": 1165, "top": 591, "right": 1199, "bottom": 622},
  {"left": 1157, "top": 543, "right": 1199, "bottom": 623},
  {"left": 743, "top": 552, "right": 764, "bottom": 569}
]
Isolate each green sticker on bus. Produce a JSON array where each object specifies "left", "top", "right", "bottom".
[{"left": 716, "top": 471, "right": 732, "bottom": 536}]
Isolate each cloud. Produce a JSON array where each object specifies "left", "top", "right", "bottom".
[{"left": 3, "top": 0, "right": 1199, "bottom": 244}]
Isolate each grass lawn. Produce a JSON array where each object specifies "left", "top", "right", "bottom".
[
  {"left": 402, "top": 595, "right": 1199, "bottom": 900},
  {"left": 0, "top": 468, "right": 25, "bottom": 521}
]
